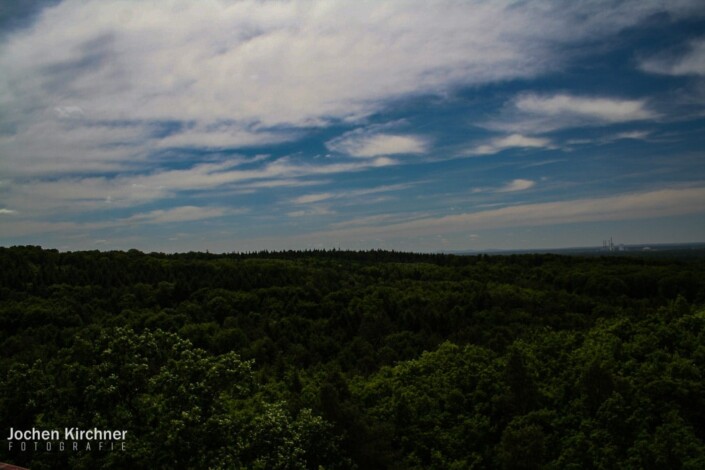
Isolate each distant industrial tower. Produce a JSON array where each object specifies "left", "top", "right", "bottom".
[{"left": 602, "top": 237, "right": 615, "bottom": 252}]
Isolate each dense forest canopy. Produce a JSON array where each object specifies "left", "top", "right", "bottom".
[{"left": 1, "top": 246, "right": 704, "bottom": 469}]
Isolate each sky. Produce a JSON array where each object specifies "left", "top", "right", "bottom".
[{"left": 0, "top": 0, "right": 704, "bottom": 253}]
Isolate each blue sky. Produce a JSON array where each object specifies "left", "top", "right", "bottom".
[{"left": 0, "top": 0, "right": 704, "bottom": 252}]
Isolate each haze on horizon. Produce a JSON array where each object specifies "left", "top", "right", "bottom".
[{"left": 1, "top": 0, "right": 704, "bottom": 253}]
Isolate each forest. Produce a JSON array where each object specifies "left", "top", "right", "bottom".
[{"left": 1, "top": 246, "right": 704, "bottom": 469}]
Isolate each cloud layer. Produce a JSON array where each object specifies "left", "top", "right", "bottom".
[
  {"left": 327, "top": 132, "right": 428, "bottom": 158},
  {"left": 516, "top": 95, "right": 655, "bottom": 123},
  {"left": 1, "top": 1, "right": 704, "bottom": 250},
  {"left": 311, "top": 186, "right": 705, "bottom": 242},
  {"left": 484, "top": 94, "right": 657, "bottom": 134},
  {"left": 470, "top": 134, "right": 553, "bottom": 155},
  {"left": 2, "top": 0, "right": 701, "bottom": 176},
  {"left": 640, "top": 38, "right": 705, "bottom": 76}
]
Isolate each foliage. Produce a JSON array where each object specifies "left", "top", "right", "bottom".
[{"left": 1, "top": 246, "right": 704, "bottom": 468}]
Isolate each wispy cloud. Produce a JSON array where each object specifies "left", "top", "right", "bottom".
[
  {"left": 156, "top": 125, "right": 298, "bottom": 150},
  {"left": 292, "top": 193, "right": 335, "bottom": 204},
  {"left": 564, "top": 130, "right": 652, "bottom": 149},
  {"left": 516, "top": 94, "right": 655, "bottom": 122},
  {"left": 287, "top": 206, "right": 335, "bottom": 218},
  {"left": 2, "top": 156, "right": 398, "bottom": 216},
  {"left": 497, "top": 179, "right": 535, "bottom": 192},
  {"left": 2, "top": 1, "right": 698, "bottom": 178},
  {"left": 310, "top": 186, "right": 705, "bottom": 241},
  {"left": 640, "top": 38, "right": 705, "bottom": 77},
  {"left": 328, "top": 214, "right": 401, "bottom": 229},
  {"left": 1, "top": 1, "right": 704, "bottom": 250},
  {"left": 0, "top": 119, "right": 152, "bottom": 176},
  {"left": 614, "top": 130, "right": 651, "bottom": 140},
  {"left": 469, "top": 134, "right": 553, "bottom": 155},
  {"left": 1, "top": 205, "right": 230, "bottom": 238},
  {"left": 327, "top": 131, "right": 428, "bottom": 158},
  {"left": 485, "top": 94, "right": 657, "bottom": 134},
  {"left": 232, "top": 179, "right": 329, "bottom": 191},
  {"left": 125, "top": 206, "right": 230, "bottom": 224},
  {"left": 290, "top": 183, "right": 412, "bottom": 206}
]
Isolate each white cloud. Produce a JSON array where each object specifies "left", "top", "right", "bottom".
[
  {"left": 615, "top": 130, "right": 650, "bottom": 140},
  {"left": 292, "top": 193, "right": 334, "bottom": 204},
  {"left": 1, "top": 155, "right": 398, "bottom": 216},
  {"left": 290, "top": 184, "right": 412, "bottom": 206},
  {"left": 0, "top": 119, "right": 152, "bottom": 176},
  {"left": 328, "top": 214, "right": 399, "bottom": 229},
  {"left": 2, "top": 0, "right": 700, "bottom": 177},
  {"left": 238, "top": 179, "right": 327, "bottom": 190},
  {"left": 0, "top": 205, "right": 229, "bottom": 238},
  {"left": 287, "top": 206, "right": 334, "bottom": 218},
  {"left": 327, "top": 132, "right": 428, "bottom": 158},
  {"left": 156, "top": 125, "right": 297, "bottom": 149},
  {"left": 125, "top": 206, "right": 228, "bottom": 224},
  {"left": 0, "top": 208, "right": 17, "bottom": 215},
  {"left": 515, "top": 94, "right": 655, "bottom": 122},
  {"left": 497, "top": 179, "right": 535, "bottom": 192},
  {"left": 470, "top": 134, "right": 553, "bottom": 155},
  {"left": 641, "top": 38, "right": 705, "bottom": 76},
  {"left": 310, "top": 186, "right": 705, "bottom": 241},
  {"left": 54, "top": 106, "right": 85, "bottom": 118},
  {"left": 1, "top": 0, "right": 703, "bottom": 244},
  {"left": 485, "top": 94, "right": 657, "bottom": 133}
]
